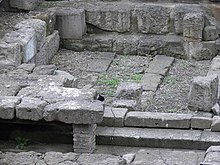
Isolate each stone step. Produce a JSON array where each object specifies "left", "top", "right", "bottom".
[{"left": 96, "top": 126, "right": 220, "bottom": 150}]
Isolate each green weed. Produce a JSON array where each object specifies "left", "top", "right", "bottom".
[{"left": 15, "top": 137, "right": 29, "bottom": 150}]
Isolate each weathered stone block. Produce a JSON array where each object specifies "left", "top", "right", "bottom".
[
  {"left": 55, "top": 70, "right": 78, "bottom": 88},
  {"left": 16, "top": 64, "right": 35, "bottom": 74},
  {"left": 134, "top": 5, "right": 171, "bottom": 34},
  {"left": 34, "top": 30, "right": 60, "bottom": 65},
  {"left": 9, "top": 0, "right": 43, "bottom": 10},
  {"left": 0, "top": 96, "right": 21, "bottom": 119},
  {"left": 113, "top": 35, "right": 139, "bottom": 55},
  {"left": 3, "top": 28, "right": 37, "bottom": 63},
  {"left": 115, "top": 82, "right": 143, "bottom": 101},
  {"left": 99, "top": 107, "right": 128, "bottom": 127},
  {"left": 204, "top": 150, "right": 220, "bottom": 163},
  {"left": 203, "top": 26, "right": 218, "bottom": 41},
  {"left": 56, "top": 8, "right": 86, "bottom": 39},
  {"left": 86, "top": 5, "right": 131, "bottom": 32},
  {"left": 173, "top": 4, "right": 203, "bottom": 34},
  {"left": 125, "top": 112, "right": 192, "bottom": 129},
  {"left": 15, "top": 19, "right": 46, "bottom": 51},
  {"left": 191, "top": 112, "right": 213, "bottom": 129},
  {"left": 0, "top": 41, "right": 22, "bottom": 67},
  {"left": 211, "top": 116, "right": 220, "bottom": 132},
  {"left": 17, "top": 86, "right": 97, "bottom": 103},
  {"left": 141, "top": 73, "right": 163, "bottom": 92},
  {"left": 212, "top": 103, "right": 220, "bottom": 115},
  {"left": 112, "top": 99, "right": 139, "bottom": 111},
  {"left": 16, "top": 97, "right": 47, "bottom": 121},
  {"left": 43, "top": 100, "right": 104, "bottom": 124},
  {"left": 188, "top": 75, "right": 219, "bottom": 112},
  {"left": 33, "top": 65, "right": 57, "bottom": 75},
  {"left": 183, "top": 13, "right": 204, "bottom": 41},
  {"left": 145, "top": 55, "right": 175, "bottom": 76},
  {"left": 184, "top": 41, "right": 217, "bottom": 61}
]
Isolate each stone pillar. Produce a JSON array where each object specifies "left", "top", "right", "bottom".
[
  {"left": 56, "top": 8, "right": 86, "bottom": 39},
  {"left": 72, "top": 124, "right": 96, "bottom": 153}
]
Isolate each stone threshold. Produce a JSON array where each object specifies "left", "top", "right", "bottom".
[{"left": 96, "top": 126, "right": 220, "bottom": 150}]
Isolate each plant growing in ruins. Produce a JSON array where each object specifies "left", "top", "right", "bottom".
[
  {"left": 166, "top": 108, "right": 178, "bottom": 113},
  {"left": 15, "top": 136, "right": 29, "bottom": 150},
  {"left": 130, "top": 74, "right": 143, "bottom": 82},
  {"left": 98, "top": 74, "right": 120, "bottom": 88}
]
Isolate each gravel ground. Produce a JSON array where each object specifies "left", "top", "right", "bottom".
[{"left": 51, "top": 49, "right": 211, "bottom": 113}]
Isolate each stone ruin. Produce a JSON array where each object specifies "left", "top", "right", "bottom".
[{"left": 1, "top": 0, "right": 220, "bottom": 164}]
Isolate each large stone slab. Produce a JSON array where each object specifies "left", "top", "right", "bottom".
[
  {"left": 211, "top": 116, "right": 220, "bottom": 132},
  {"left": 43, "top": 100, "right": 104, "bottom": 124},
  {"left": 33, "top": 30, "right": 60, "bottom": 66},
  {"left": 191, "top": 112, "right": 213, "bottom": 130},
  {"left": 96, "top": 127, "right": 203, "bottom": 149},
  {"left": 141, "top": 73, "right": 163, "bottom": 92},
  {"left": 125, "top": 112, "right": 192, "bottom": 129},
  {"left": 16, "top": 97, "right": 47, "bottom": 121},
  {"left": 9, "top": 0, "right": 43, "bottom": 10},
  {"left": 99, "top": 107, "right": 128, "bottom": 127},
  {"left": 17, "top": 86, "right": 97, "bottom": 103},
  {"left": 145, "top": 55, "right": 175, "bottom": 76},
  {"left": 0, "top": 96, "right": 21, "bottom": 119},
  {"left": 86, "top": 4, "right": 131, "bottom": 32},
  {"left": 15, "top": 19, "right": 46, "bottom": 51},
  {"left": 134, "top": 4, "right": 171, "bottom": 34},
  {"left": 188, "top": 75, "right": 219, "bottom": 112}
]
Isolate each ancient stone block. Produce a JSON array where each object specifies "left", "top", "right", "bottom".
[
  {"left": 55, "top": 70, "right": 78, "bottom": 88},
  {"left": 113, "top": 35, "right": 139, "bottom": 55},
  {"left": 15, "top": 19, "right": 46, "bottom": 51},
  {"left": 141, "top": 73, "right": 163, "bottom": 92},
  {"left": 203, "top": 26, "right": 218, "bottom": 41},
  {"left": 112, "top": 99, "right": 139, "bottom": 111},
  {"left": 33, "top": 65, "right": 57, "bottom": 75},
  {"left": 9, "top": 0, "right": 43, "bottom": 10},
  {"left": 16, "top": 97, "right": 47, "bottom": 121},
  {"left": 16, "top": 64, "right": 35, "bottom": 73},
  {"left": 34, "top": 30, "right": 60, "bottom": 65},
  {"left": 212, "top": 103, "right": 220, "bottom": 115},
  {"left": 183, "top": 13, "right": 204, "bottom": 41},
  {"left": 0, "top": 41, "right": 22, "bottom": 67},
  {"left": 61, "top": 34, "right": 114, "bottom": 52},
  {"left": 43, "top": 100, "right": 104, "bottom": 124},
  {"left": 3, "top": 28, "right": 37, "bottom": 63},
  {"left": 184, "top": 41, "right": 217, "bottom": 60},
  {"left": 134, "top": 5, "right": 171, "bottom": 34},
  {"left": 188, "top": 75, "right": 219, "bottom": 112},
  {"left": 211, "top": 116, "right": 220, "bottom": 132},
  {"left": 86, "top": 5, "right": 131, "bottom": 32},
  {"left": 0, "top": 96, "right": 21, "bottom": 119},
  {"left": 204, "top": 151, "right": 220, "bottom": 164},
  {"left": 115, "top": 82, "right": 143, "bottom": 102},
  {"left": 191, "top": 112, "right": 213, "bottom": 129},
  {"left": 145, "top": 55, "right": 175, "bottom": 76},
  {"left": 125, "top": 112, "right": 192, "bottom": 129},
  {"left": 56, "top": 8, "right": 86, "bottom": 39},
  {"left": 17, "top": 86, "right": 97, "bottom": 103},
  {"left": 99, "top": 107, "right": 128, "bottom": 127},
  {"left": 173, "top": 4, "right": 203, "bottom": 34}
]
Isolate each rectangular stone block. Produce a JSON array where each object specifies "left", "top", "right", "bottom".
[
  {"left": 0, "top": 96, "right": 21, "bottom": 119},
  {"left": 34, "top": 30, "right": 60, "bottom": 66},
  {"left": 112, "top": 99, "right": 139, "bottom": 111},
  {"left": 16, "top": 97, "right": 47, "bottom": 121},
  {"left": 43, "top": 100, "right": 104, "bottom": 124},
  {"left": 9, "top": 0, "right": 43, "bottom": 10},
  {"left": 0, "top": 41, "right": 22, "bottom": 67},
  {"left": 203, "top": 26, "right": 218, "bottom": 41},
  {"left": 3, "top": 28, "right": 37, "bottom": 63},
  {"left": 141, "top": 73, "right": 163, "bottom": 92},
  {"left": 211, "top": 116, "right": 220, "bottom": 132},
  {"left": 56, "top": 8, "right": 86, "bottom": 39},
  {"left": 60, "top": 34, "right": 114, "bottom": 52},
  {"left": 145, "top": 55, "right": 175, "bottom": 76},
  {"left": 99, "top": 107, "right": 128, "bottom": 127},
  {"left": 15, "top": 19, "right": 47, "bottom": 51},
  {"left": 134, "top": 5, "right": 171, "bottom": 34},
  {"left": 188, "top": 75, "right": 219, "bottom": 112},
  {"left": 125, "top": 112, "right": 192, "bottom": 129},
  {"left": 86, "top": 5, "right": 131, "bottom": 32},
  {"left": 191, "top": 112, "right": 213, "bottom": 130},
  {"left": 183, "top": 13, "right": 204, "bottom": 42}
]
